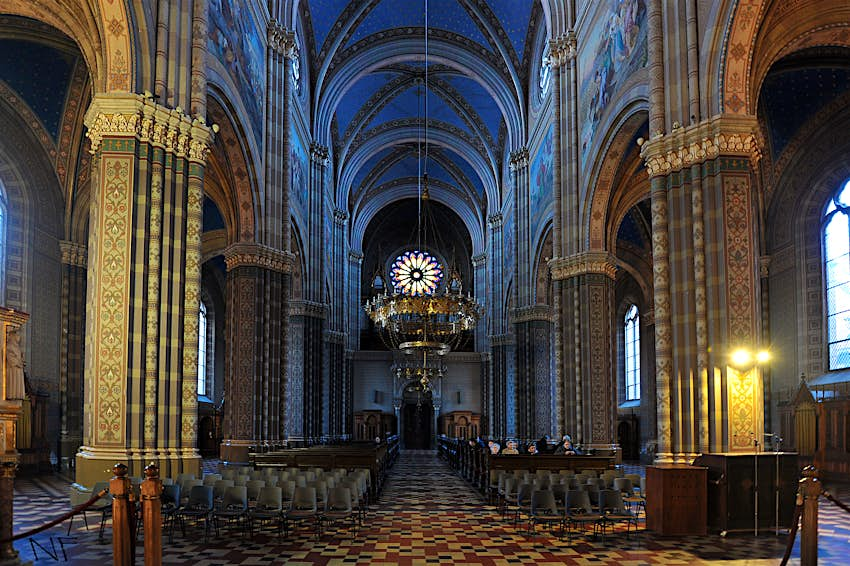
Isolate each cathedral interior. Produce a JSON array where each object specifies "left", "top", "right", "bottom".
[{"left": 2, "top": 0, "right": 850, "bottom": 563}]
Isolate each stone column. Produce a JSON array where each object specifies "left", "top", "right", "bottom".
[
  {"left": 58, "top": 241, "right": 87, "bottom": 470},
  {"left": 550, "top": 253, "right": 617, "bottom": 448},
  {"left": 0, "top": 308, "right": 29, "bottom": 563},
  {"left": 641, "top": 114, "right": 764, "bottom": 457},
  {"left": 513, "top": 306, "right": 554, "bottom": 438},
  {"left": 325, "top": 209, "right": 348, "bottom": 440},
  {"left": 220, "top": 243, "right": 293, "bottom": 463},
  {"left": 288, "top": 301, "right": 327, "bottom": 442},
  {"left": 76, "top": 94, "right": 212, "bottom": 486}
]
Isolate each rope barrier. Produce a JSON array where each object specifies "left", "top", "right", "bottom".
[
  {"left": 779, "top": 496, "right": 803, "bottom": 566},
  {"left": 0, "top": 489, "right": 108, "bottom": 544},
  {"left": 823, "top": 490, "right": 850, "bottom": 515}
]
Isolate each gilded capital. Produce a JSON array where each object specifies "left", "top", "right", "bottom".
[
  {"left": 548, "top": 251, "right": 617, "bottom": 281},
  {"left": 547, "top": 31, "right": 577, "bottom": 67},
  {"left": 639, "top": 114, "right": 762, "bottom": 178},
  {"left": 223, "top": 242, "right": 295, "bottom": 273},
  {"left": 84, "top": 93, "right": 214, "bottom": 162}
]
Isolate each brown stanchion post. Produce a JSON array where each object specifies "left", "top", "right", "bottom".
[
  {"left": 800, "top": 465, "right": 822, "bottom": 566},
  {"left": 0, "top": 462, "right": 18, "bottom": 562},
  {"left": 141, "top": 463, "right": 162, "bottom": 566},
  {"left": 111, "top": 463, "right": 134, "bottom": 566}
]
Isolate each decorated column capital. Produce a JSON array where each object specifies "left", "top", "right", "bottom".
[
  {"left": 471, "top": 253, "right": 486, "bottom": 268},
  {"left": 548, "top": 251, "right": 617, "bottom": 281},
  {"left": 59, "top": 240, "right": 88, "bottom": 268},
  {"left": 487, "top": 213, "right": 503, "bottom": 229},
  {"left": 310, "top": 142, "right": 329, "bottom": 166},
  {"left": 223, "top": 242, "right": 296, "bottom": 273},
  {"left": 333, "top": 208, "right": 349, "bottom": 226},
  {"left": 289, "top": 300, "right": 328, "bottom": 319},
  {"left": 511, "top": 305, "right": 553, "bottom": 324},
  {"left": 348, "top": 249, "right": 364, "bottom": 263},
  {"left": 508, "top": 147, "right": 529, "bottom": 171},
  {"left": 267, "top": 20, "right": 295, "bottom": 55},
  {"left": 639, "top": 114, "right": 762, "bottom": 178},
  {"left": 547, "top": 30, "right": 577, "bottom": 67},
  {"left": 759, "top": 255, "right": 771, "bottom": 278},
  {"left": 84, "top": 93, "right": 215, "bottom": 162}
]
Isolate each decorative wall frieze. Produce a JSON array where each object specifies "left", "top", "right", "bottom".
[
  {"left": 639, "top": 114, "right": 762, "bottom": 178},
  {"left": 289, "top": 300, "right": 328, "bottom": 318},
  {"left": 548, "top": 251, "right": 617, "bottom": 281},
  {"left": 59, "top": 240, "right": 87, "bottom": 268},
  {"left": 511, "top": 305, "right": 553, "bottom": 324},
  {"left": 223, "top": 242, "right": 295, "bottom": 273},
  {"left": 487, "top": 214, "right": 503, "bottom": 229},
  {"left": 489, "top": 333, "right": 515, "bottom": 347},
  {"left": 333, "top": 208, "right": 349, "bottom": 225},
  {"left": 547, "top": 30, "right": 577, "bottom": 67},
  {"left": 471, "top": 253, "right": 486, "bottom": 268},
  {"left": 84, "top": 93, "right": 214, "bottom": 162},
  {"left": 310, "top": 142, "right": 329, "bottom": 165},
  {"left": 509, "top": 147, "right": 529, "bottom": 171},
  {"left": 325, "top": 330, "right": 346, "bottom": 344}
]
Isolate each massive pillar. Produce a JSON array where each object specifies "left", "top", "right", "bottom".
[
  {"left": 550, "top": 254, "right": 617, "bottom": 448},
  {"left": 641, "top": 115, "right": 764, "bottom": 459},
  {"left": 75, "top": 94, "right": 213, "bottom": 485},
  {"left": 220, "top": 244, "right": 293, "bottom": 463},
  {"left": 58, "top": 241, "right": 87, "bottom": 470},
  {"left": 325, "top": 209, "right": 348, "bottom": 439}
]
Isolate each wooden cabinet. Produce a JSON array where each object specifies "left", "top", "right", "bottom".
[
  {"left": 646, "top": 464, "right": 707, "bottom": 535},
  {"left": 692, "top": 452, "right": 798, "bottom": 534}
]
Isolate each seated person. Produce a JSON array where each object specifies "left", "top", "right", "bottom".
[
  {"left": 488, "top": 441, "right": 501, "bottom": 455},
  {"left": 501, "top": 440, "right": 519, "bottom": 455},
  {"left": 554, "top": 435, "right": 582, "bottom": 455},
  {"left": 527, "top": 444, "right": 538, "bottom": 455},
  {"left": 535, "top": 435, "right": 552, "bottom": 454}
]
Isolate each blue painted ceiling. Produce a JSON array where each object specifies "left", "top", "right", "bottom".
[
  {"left": 0, "top": 38, "right": 77, "bottom": 140},
  {"left": 306, "top": 1, "right": 540, "bottom": 217}
]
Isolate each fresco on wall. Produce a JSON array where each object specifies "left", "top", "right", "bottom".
[
  {"left": 502, "top": 210, "right": 515, "bottom": 277},
  {"left": 290, "top": 126, "right": 308, "bottom": 216},
  {"left": 208, "top": 0, "right": 265, "bottom": 147},
  {"left": 579, "top": 0, "right": 647, "bottom": 165},
  {"left": 530, "top": 126, "right": 554, "bottom": 235}
]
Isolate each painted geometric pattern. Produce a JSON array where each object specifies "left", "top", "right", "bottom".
[
  {"left": 11, "top": 452, "right": 850, "bottom": 564},
  {"left": 723, "top": 175, "right": 755, "bottom": 344}
]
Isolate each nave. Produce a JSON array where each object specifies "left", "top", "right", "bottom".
[{"left": 12, "top": 452, "right": 850, "bottom": 564}]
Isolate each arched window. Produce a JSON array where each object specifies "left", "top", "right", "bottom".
[
  {"left": 624, "top": 304, "right": 640, "bottom": 401},
  {"left": 198, "top": 300, "right": 208, "bottom": 396},
  {"left": 824, "top": 179, "right": 850, "bottom": 369}
]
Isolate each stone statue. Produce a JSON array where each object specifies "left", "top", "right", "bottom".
[{"left": 5, "top": 328, "right": 24, "bottom": 400}]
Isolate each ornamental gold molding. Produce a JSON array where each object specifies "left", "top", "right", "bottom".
[
  {"left": 548, "top": 251, "right": 617, "bottom": 281},
  {"left": 639, "top": 114, "right": 762, "bottom": 178},
  {"left": 84, "top": 93, "right": 215, "bottom": 162},
  {"left": 223, "top": 242, "right": 296, "bottom": 274},
  {"left": 59, "top": 240, "right": 87, "bottom": 267}
]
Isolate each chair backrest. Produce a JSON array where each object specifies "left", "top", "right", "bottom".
[
  {"left": 324, "top": 476, "right": 336, "bottom": 489},
  {"left": 291, "top": 486, "right": 317, "bottom": 511},
  {"left": 187, "top": 485, "right": 213, "bottom": 510},
  {"left": 600, "top": 489, "right": 626, "bottom": 514},
  {"left": 566, "top": 489, "right": 593, "bottom": 514},
  {"left": 262, "top": 467, "right": 277, "bottom": 477},
  {"left": 517, "top": 482, "right": 534, "bottom": 505},
  {"left": 221, "top": 468, "right": 238, "bottom": 480},
  {"left": 531, "top": 489, "right": 558, "bottom": 515},
  {"left": 279, "top": 480, "right": 296, "bottom": 501},
  {"left": 249, "top": 470, "right": 264, "bottom": 481},
  {"left": 183, "top": 479, "right": 203, "bottom": 494},
  {"left": 213, "top": 479, "right": 234, "bottom": 500},
  {"left": 176, "top": 473, "right": 195, "bottom": 485},
  {"left": 302, "top": 471, "right": 316, "bottom": 482},
  {"left": 203, "top": 474, "right": 221, "bottom": 486},
  {"left": 222, "top": 486, "right": 248, "bottom": 511},
  {"left": 293, "top": 475, "right": 307, "bottom": 488},
  {"left": 580, "top": 469, "right": 599, "bottom": 477},
  {"left": 161, "top": 477, "right": 175, "bottom": 486},
  {"left": 613, "top": 477, "right": 633, "bottom": 495},
  {"left": 246, "top": 479, "right": 266, "bottom": 500},
  {"left": 234, "top": 475, "right": 249, "bottom": 486},
  {"left": 307, "top": 480, "right": 328, "bottom": 501},
  {"left": 263, "top": 476, "right": 278, "bottom": 488},
  {"left": 162, "top": 484, "right": 181, "bottom": 508},
  {"left": 503, "top": 477, "right": 516, "bottom": 497},
  {"left": 256, "top": 486, "right": 282, "bottom": 511},
  {"left": 550, "top": 482, "right": 567, "bottom": 505},
  {"left": 513, "top": 469, "right": 526, "bottom": 479},
  {"left": 326, "top": 487, "right": 353, "bottom": 512}
]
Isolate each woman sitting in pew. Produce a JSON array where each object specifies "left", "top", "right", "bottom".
[{"left": 554, "top": 435, "right": 582, "bottom": 455}]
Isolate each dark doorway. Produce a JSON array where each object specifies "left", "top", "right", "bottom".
[
  {"left": 618, "top": 417, "right": 640, "bottom": 461},
  {"left": 199, "top": 416, "right": 217, "bottom": 457},
  {"left": 403, "top": 401, "right": 433, "bottom": 449}
]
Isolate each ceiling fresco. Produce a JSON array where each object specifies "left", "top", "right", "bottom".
[{"left": 304, "top": 0, "right": 541, "bottom": 229}]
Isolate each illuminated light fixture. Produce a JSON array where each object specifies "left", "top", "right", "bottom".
[
  {"left": 756, "top": 350, "right": 771, "bottom": 364},
  {"left": 730, "top": 348, "right": 753, "bottom": 368},
  {"left": 363, "top": 0, "right": 482, "bottom": 393}
]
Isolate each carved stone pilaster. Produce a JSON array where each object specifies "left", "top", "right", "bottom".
[
  {"left": 471, "top": 253, "right": 486, "bottom": 268},
  {"left": 487, "top": 214, "right": 503, "bottom": 229},
  {"left": 309, "top": 142, "right": 329, "bottom": 166},
  {"left": 509, "top": 147, "right": 529, "bottom": 171},
  {"left": 59, "top": 240, "right": 87, "bottom": 268},
  {"left": 547, "top": 31, "right": 577, "bottom": 67}
]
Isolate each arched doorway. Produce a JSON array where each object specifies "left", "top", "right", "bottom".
[{"left": 402, "top": 385, "right": 433, "bottom": 450}]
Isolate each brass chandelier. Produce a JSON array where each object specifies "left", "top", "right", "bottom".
[{"left": 363, "top": 0, "right": 482, "bottom": 391}]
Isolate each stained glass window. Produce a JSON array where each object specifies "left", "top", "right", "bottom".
[
  {"left": 390, "top": 250, "right": 443, "bottom": 296},
  {"left": 624, "top": 304, "right": 640, "bottom": 401},
  {"left": 198, "top": 301, "right": 208, "bottom": 396},
  {"left": 824, "top": 179, "right": 850, "bottom": 369}
]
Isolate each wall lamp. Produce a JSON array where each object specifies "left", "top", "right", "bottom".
[{"left": 729, "top": 347, "right": 771, "bottom": 369}]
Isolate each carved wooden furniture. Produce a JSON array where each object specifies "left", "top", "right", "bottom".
[{"left": 646, "top": 464, "right": 707, "bottom": 535}]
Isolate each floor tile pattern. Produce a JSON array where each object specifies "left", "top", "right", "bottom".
[{"left": 9, "top": 451, "right": 850, "bottom": 564}]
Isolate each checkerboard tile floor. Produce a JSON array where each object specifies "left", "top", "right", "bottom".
[{"left": 9, "top": 451, "right": 850, "bottom": 564}]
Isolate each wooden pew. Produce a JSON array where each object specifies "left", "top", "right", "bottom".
[{"left": 486, "top": 453, "right": 616, "bottom": 474}]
